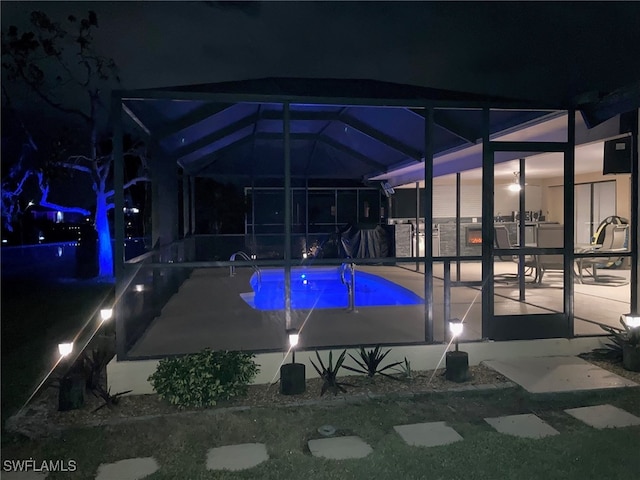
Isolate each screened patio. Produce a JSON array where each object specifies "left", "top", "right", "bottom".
[{"left": 110, "top": 78, "right": 639, "bottom": 360}]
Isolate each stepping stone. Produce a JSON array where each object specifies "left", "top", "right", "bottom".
[
  {"left": 206, "top": 443, "right": 269, "bottom": 471},
  {"left": 1, "top": 473, "right": 48, "bottom": 480},
  {"left": 393, "top": 421, "right": 463, "bottom": 447},
  {"left": 485, "top": 414, "right": 560, "bottom": 439},
  {"left": 96, "top": 457, "right": 158, "bottom": 480},
  {"left": 307, "top": 436, "right": 373, "bottom": 460},
  {"left": 564, "top": 404, "right": 640, "bottom": 429}
]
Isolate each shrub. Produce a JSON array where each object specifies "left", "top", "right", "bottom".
[{"left": 148, "top": 349, "right": 259, "bottom": 407}]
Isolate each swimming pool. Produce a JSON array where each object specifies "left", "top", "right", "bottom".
[{"left": 241, "top": 266, "right": 424, "bottom": 310}]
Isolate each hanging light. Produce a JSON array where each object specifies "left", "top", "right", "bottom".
[{"left": 508, "top": 172, "right": 522, "bottom": 192}]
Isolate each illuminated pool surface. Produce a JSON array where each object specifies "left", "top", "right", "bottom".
[{"left": 241, "top": 267, "right": 423, "bottom": 310}]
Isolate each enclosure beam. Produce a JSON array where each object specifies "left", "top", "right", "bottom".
[
  {"left": 455, "top": 172, "right": 461, "bottom": 281},
  {"left": 172, "top": 112, "right": 259, "bottom": 160},
  {"left": 564, "top": 110, "right": 576, "bottom": 334},
  {"left": 182, "top": 169, "right": 190, "bottom": 237},
  {"left": 415, "top": 182, "right": 420, "bottom": 272},
  {"left": 423, "top": 106, "right": 434, "bottom": 343},
  {"left": 151, "top": 145, "right": 179, "bottom": 249},
  {"left": 112, "top": 93, "right": 126, "bottom": 359},
  {"left": 190, "top": 176, "right": 196, "bottom": 234},
  {"left": 155, "top": 103, "right": 234, "bottom": 139},
  {"left": 284, "top": 102, "right": 292, "bottom": 330},
  {"left": 481, "top": 107, "right": 493, "bottom": 337},
  {"left": 630, "top": 108, "right": 639, "bottom": 315},
  {"left": 518, "top": 157, "right": 526, "bottom": 302}
]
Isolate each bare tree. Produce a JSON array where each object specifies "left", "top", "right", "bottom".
[{"left": 2, "top": 10, "right": 148, "bottom": 277}]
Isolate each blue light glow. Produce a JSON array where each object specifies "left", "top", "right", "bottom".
[{"left": 245, "top": 267, "right": 423, "bottom": 310}]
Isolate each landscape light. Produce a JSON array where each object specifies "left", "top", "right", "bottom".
[
  {"left": 448, "top": 318, "right": 464, "bottom": 352},
  {"left": 134, "top": 284, "right": 145, "bottom": 292},
  {"left": 622, "top": 313, "right": 640, "bottom": 329},
  {"left": 449, "top": 319, "right": 463, "bottom": 337},
  {"left": 287, "top": 328, "right": 299, "bottom": 363},
  {"left": 100, "top": 308, "right": 113, "bottom": 322},
  {"left": 58, "top": 342, "right": 73, "bottom": 357}
]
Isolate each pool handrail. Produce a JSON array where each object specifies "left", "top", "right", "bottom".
[
  {"left": 229, "top": 251, "right": 261, "bottom": 286},
  {"left": 340, "top": 262, "right": 356, "bottom": 312}
]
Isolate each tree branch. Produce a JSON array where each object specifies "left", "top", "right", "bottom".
[
  {"left": 17, "top": 66, "right": 92, "bottom": 123},
  {"left": 55, "top": 162, "right": 94, "bottom": 175},
  {"left": 105, "top": 176, "right": 150, "bottom": 198},
  {"left": 37, "top": 172, "right": 91, "bottom": 216}
]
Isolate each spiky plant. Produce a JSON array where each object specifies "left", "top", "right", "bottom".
[
  {"left": 591, "top": 317, "right": 640, "bottom": 361},
  {"left": 309, "top": 350, "right": 352, "bottom": 396},
  {"left": 393, "top": 357, "right": 414, "bottom": 382},
  {"left": 343, "top": 345, "right": 403, "bottom": 380}
]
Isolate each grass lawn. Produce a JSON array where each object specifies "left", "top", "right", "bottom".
[
  {"left": 1, "top": 387, "right": 639, "bottom": 479},
  {"left": 1, "top": 275, "right": 113, "bottom": 427},
  {"left": 2, "top": 274, "right": 639, "bottom": 479}
]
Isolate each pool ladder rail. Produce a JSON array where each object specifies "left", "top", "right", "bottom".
[
  {"left": 229, "top": 251, "right": 262, "bottom": 287},
  {"left": 340, "top": 262, "right": 357, "bottom": 312}
]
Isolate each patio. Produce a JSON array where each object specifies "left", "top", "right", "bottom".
[{"left": 127, "top": 261, "right": 630, "bottom": 358}]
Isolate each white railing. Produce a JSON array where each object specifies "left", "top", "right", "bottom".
[{"left": 229, "top": 251, "right": 261, "bottom": 285}]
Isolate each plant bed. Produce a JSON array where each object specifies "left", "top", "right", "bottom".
[
  {"left": 7, "top": 363, "right": 511, "bottom": 438},
  {"left": 578, "top": 352, "right": 640, "bottom": 384}
]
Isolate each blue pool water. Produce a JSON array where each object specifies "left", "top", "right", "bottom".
[{"left": 242, "top": 266, "right": 423, "bottom": 310}]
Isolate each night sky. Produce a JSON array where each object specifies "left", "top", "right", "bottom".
[{"left": 2, "top": 1, "right": 640, "bottom": 107}]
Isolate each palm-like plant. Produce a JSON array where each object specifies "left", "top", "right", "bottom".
[
  {"left": 309, "top": 350, "right": 352, "bottom": 396},
  {"left": 592, "top": 317, "right": 640, "bottom": 361},
  {"left": 343, "top": 345, "right": 403, "bottom": 380}
]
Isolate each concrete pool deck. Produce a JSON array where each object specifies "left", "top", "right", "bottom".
[{"left": 126, "top": 263, "right": 629, "bottom": 358}]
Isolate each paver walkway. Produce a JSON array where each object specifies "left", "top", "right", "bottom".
[
  {"left": 393, "top": 421, "right": 463, "bottom": 447},
  {"left": 7, "top": 402, "right": 639, "bottom": 478},
  {"left": 83, "top": 402, "right": 639, "bottom": 478},
  {"left": 1, "top": 472, "right": 49, "bottom": 480},
  {"left": 484, "top": 413, "right": 560, "bottom": 439},
  {"left": 564, "top": 404, "right": 640, "bottom": 429},
  {"left": 95, "top": 457, "right": 158, "bottom": 480},
  {"left": 308, "top": 436, "right": 373, "bottom": 460},
  {"left": 206, "top": 443, "right": 269, "bottom": 471}
]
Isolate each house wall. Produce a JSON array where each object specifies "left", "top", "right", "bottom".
[
  {"left": 107, "top": 336, "right": 605, "bottom": 396},
  {"left": 541, "top": 172, "right": 631, "bottom": 224}
]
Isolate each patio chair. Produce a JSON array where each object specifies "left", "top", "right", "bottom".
[
  {"left": 494, "top": 225, "right": 538, "bottom": 283},
  {"left": 576, "top": 224, "right": 629, "bottom": 284},
  {"left": 535, "top": 223, "right": 565, "bottom": 284}
]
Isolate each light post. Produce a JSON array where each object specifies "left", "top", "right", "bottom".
[
  {"left": 621, "top": 313, "right": 640, "bottom": 372},
  {"left": 445, "top": 318, "right": 469, "bottom": 382},
  {"left": 280, "top": 328, "right": 306, "bottom": 395}
]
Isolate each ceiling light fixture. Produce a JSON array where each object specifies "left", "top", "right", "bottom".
[{"left": 508, "top": 172, "right": 522, "bottom": 192}]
